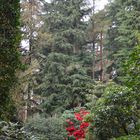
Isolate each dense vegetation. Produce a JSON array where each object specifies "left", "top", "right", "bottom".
[
  {"left": 0, "top": 0, "right": 140, "bottom": 139},
  {"left": 37, "top": 0, "right": 94, "bottom": 115},
  {"left": 0, "top": 0, "right": 20, "bottom": 121}
]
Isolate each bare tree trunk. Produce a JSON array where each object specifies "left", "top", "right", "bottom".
[
  {"left": 92, "top": 40, "right": 95, "bottom": 79},
  {"left": 100, "top": 31, "right": 103, "bottom": 81},
  {"left": 92, "top": 0, "right": 96, "bottom": 80}
]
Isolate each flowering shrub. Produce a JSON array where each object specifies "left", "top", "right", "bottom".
[{"left": 64, "top": 108, "right": 90, "bottom": 140}]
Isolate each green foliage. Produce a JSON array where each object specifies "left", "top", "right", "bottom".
[
  {"left": 0, "top": 0, "right": 21, "bottom": 120},
  {"left": 62, "top": 110, "right": 75, "bottom": 121},
  {"left": 0, "top": 121, "right": 31, "bottom": 140},
  {"left": 91, "top": 81, "right": 107, "bottom": 98},
  {"left": 111, "top": 135, "right": 140, "bottom": 140},
  {"left": 106, "top": 0, "right": 140, "bottom": 82},
  {"left": 93, "top": 83, "right": 140, "bottom": 139},
  {"left": 25, "top": 115, "right": 67, "bottom": 140},
  {"left": 123, "top": 45, "right": 140, "bottom": 91},
  {"left": 107, "top": 0, "right": 140, "bottom": 50},
  {"left": 37, "top": 0, "right": 94, "bottom": 115},
  {"left": 85, "top": 81, "right": 111, "bottom": 110},
  {"left": 41, "top": 54, "right": 94, "bottom": 114},
  {"left": 100, "top": 3, "right": 140, "bottom": 138}
]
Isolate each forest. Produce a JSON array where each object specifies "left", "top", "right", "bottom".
[{"left": 0, "top": 0, "right": 140, "bottom": 139}]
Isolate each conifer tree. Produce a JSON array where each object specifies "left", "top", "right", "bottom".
[
  {"left": 38, "top": 0, "right": 94, "bottom": 115},
  {"left": 107, "top": 0, "right": 140, "bottom": 83}
]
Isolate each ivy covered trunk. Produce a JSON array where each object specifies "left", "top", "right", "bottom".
[{"left": 0, "top": 0, "right": 20, "bottom": 120}]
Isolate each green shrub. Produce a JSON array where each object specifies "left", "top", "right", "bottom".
[
  {"left": 25, "top": 115, "right": 67, "bottom": 140},
  {"left": 93, "top": 83, "right": 140, "bottom": 139},
  {"left": 111, "top": 135, "right": 140, "bottom": 140},
  {"left": 0, "top": 121, "right": 30, "bottom": 139}
]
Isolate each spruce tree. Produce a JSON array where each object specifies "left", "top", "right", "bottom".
[{"left": 38, "top": 0, "right": 94, "bottom": 115}]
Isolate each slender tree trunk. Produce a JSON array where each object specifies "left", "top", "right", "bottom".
[
  {"left": 27, "top": 0, "right": 34, "bottom": 119},
  {"left": 100, "top": 31, "right": 103, "bottom": 81},
  {"left": 92, "top": 40, "right": 95, "bottom": 79},
  {"left": 92, "top": 0, "right": 95, "bottom": 80}
]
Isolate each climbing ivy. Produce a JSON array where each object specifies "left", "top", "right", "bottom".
[{"left": 0, "top": 0, "right": 21, "bottom": 120}]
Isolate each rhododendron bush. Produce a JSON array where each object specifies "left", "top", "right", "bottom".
[{"left": 62, "top": 108, "right": 91, "bottom": 140}]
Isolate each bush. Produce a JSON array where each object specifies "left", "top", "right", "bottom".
[
  {"left": 0, "top": 121, "right": 30, "bottom": 140},
  {"left": 111, "top": 135, "right": 140, "bottom": 140},
  {"left": 25, "top": 115, "right": 67, "bottom": 140},
  {"left": 93, "top": 83, "right": 140, "bottom": 140},
  {"left": 62, "top": 107, "right": 90, "bottom": 140}
]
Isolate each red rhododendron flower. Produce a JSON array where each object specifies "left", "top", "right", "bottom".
[
  {"left": 73, "top": 129, "right": 84, "bottom": 137},
  {"left": 74, "top": 113, "right": 83, "bottom": 121},
  {"left": 80, "top": 122, "right": 89, "bottom": 129},
  {"left": 66, "top": 126, "right": 76, "bottom": 132},
  {"left": 65, "top": 109, "right": 90, "bottom": 140}
]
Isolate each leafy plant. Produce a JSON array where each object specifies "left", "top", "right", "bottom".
[
  {"left": 62, "top": 108, "right": 90, "bottom": 140},
  {"left": 111, "top": 135, "right": 140, "bottom": 140},
  {"left": 25, "top": 115, "right": 67, "bottom": 140},
  {"left": 93, "top": 83, "right": 140, "bottom": 139},
  {"left": 0, "top": 121, "right": 31, "bottom": 140},
  {"left": 123, "top": 45, "right": 140, "bottom": 91}
]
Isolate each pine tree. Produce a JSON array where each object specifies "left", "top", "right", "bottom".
[{"left": 87, "top": 7, "right": 111, "bottom": 81}]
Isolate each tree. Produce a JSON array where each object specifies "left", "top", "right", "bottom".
[
  {"left": 15, "top": 0, "right": 44, "bottom": 122},
  {"left": 123, "top": 45, "right": 140, "bottom": 91},
  {"left": 21, "top": 0, "right": 43, "bottom": 55},
  {"left": 37, "top": 0, "right": 94, "bottom": 115},
  {"left": 87, "top": 7, "right": 111, "bottom": 81},
  {"left": 106, "top": 0, "right": 140, "bottom": 83},
  {"left": 0, "top": 0, "right": 21, "bottom": 120}
]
